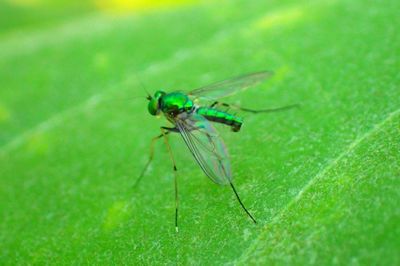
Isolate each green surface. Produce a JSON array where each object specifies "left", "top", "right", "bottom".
[
  {"left": 0, "top": 0, "right": 92, "bottom": 35},
  {"left": 1, "top": 0, "right": 399, "bottom": 264}
]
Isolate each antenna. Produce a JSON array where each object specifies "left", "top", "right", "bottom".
[{"left": 134, "top": 73, "right": 152, "bottom": 100}]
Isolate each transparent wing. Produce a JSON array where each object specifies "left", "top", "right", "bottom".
[
  {"left": 188, "top": 71, "right": 273, "bottom": 100},
  {"left": 175, "top": 112, "right": 232, "bottom": 185}
]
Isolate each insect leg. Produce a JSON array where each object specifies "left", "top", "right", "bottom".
[
  {"left": 210, "top": 101, "right": 300, "bottom": 114},
  {"left": 134, "top": 127, "right": 178, "bottom": 188},
  {"left": 134, "top": 134, "right": 164, "bottom": 188},
  {"left": 160, "top": 127, "right": 180, "bottom": 232},
  {"left": 229, "top": 182, "right": 257, "bottom": 224}
]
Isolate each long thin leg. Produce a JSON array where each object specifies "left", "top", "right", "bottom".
[
  {"left": 210, "top": 101, "right": 300, "bottom": 114},
  {"left": 133, "top": 133, "right": 163, "bottom": 188},
  {"left": 134, "top": 127, "right": 179, "bottom": 188},
  {"left": 160, "top": 127, "right": 180, "bottom": 232},
  {"left": 229, "top": 182, "right": 257, "bottom": 224}
]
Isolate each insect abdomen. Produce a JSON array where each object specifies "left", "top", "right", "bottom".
[{"left": 196, "top": 107, "right": 242, "bottom": 132}]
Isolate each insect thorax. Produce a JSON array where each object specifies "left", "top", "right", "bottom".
[{"left": 160, "top": 92, "right": 194, "bottom": 116}]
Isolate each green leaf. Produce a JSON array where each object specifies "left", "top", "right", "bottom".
[
  {"left": 1, "top": 0, "right": 399, "bottom": 264},
  {"left": 238, "top": 110, "right": 400, "bottom": 265}
]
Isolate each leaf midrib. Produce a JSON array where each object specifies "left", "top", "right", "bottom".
[{"left": 235, "top": 108, "right": 400, "bottom": 264}]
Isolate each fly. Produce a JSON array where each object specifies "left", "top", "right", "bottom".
[{"left": 137, "top": 71, "right": 298, "bottom": 232}]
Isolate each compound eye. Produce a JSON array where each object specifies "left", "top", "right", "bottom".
[{"left": 147, "top": 98, "right": 159, "bottom": 115}]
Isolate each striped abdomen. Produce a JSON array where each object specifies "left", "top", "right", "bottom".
[{"left": 196, "top": 107, "right": 243, "bottom": 132}]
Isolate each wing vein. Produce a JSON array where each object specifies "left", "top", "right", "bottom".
[{"left": 175, "top": 114, "right": 231, "bottom": 185}]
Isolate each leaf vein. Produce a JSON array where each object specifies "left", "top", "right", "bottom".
[{"left": 235, "top": 108, "right": 400, "bottom": 264}]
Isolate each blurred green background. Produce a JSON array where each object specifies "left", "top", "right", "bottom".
[{"left": 0, "top": 0, "right": 399, "bottom": 264}]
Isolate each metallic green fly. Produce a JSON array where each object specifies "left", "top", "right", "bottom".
[{"left": 137, "top": 71, "right": 297, "bottom": 231}]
